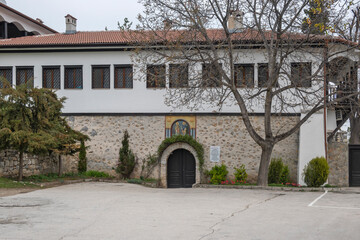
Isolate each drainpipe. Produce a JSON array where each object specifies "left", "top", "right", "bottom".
[{"left": 323, "top": 39, "right": 329, "bottom": 160}]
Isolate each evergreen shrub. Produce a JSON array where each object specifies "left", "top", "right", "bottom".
[
  {"left": 207, "top": 164, "right": 228, "bottom": 184},
  {"left": 78, "top": 140, "right": 87, "bottom": 173},
  {"left": 303, "top": 157, "right": 329, "bottom": 187},
  {"left": 234, "top": 164, "right": 248, "bottom": 182},
  {"left": 116, "top": 130, "right": 136, "bottom": 179},
  {"left": 268, "top": 158, "right": 290, "bottom": 184}
]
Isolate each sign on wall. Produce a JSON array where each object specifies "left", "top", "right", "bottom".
[{"left": 210, "top": 146, "right": 220, "bottom": 163}]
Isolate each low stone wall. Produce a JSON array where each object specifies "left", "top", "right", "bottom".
[
  {"left": 0, "top": 150, "right": 78, "bottom": 178},
  {"left": 328, "top": 142, "right": 349, "bottom": 187}
]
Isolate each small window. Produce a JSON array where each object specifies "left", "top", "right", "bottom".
[
  {"left": 64, "top": 66, "right": 82, "bottom": 89},
  {"left": 0, "top": 67, "right": 12, "bottom": 88},
  {"left": 291, "top": 62, "right": 312, "bottom": 87},
  {"left": 92, "top": 66, "right": 110, "bottom": 89},
  {"left": 114, "top": 65, "right": 133, "bottom": 89},
  {"left": 16, "top": 67, "right": 34, "bottom": 88},
  {"left": 202, "top": 63, "right": 222, "bottom": 87},
  {"left": 43, "top": 66, "right": 60, "bottom": 89},
  {"left": 258, "top": 63, "right": 279, "bottom": 88},
  {"left": 147, "top": 65, "right": 166, "bottom": 88},
  {"left": 234, "top": 64, "right": 254, "bottom": 88},
  {"left": 169, "top": 64, "right": 188, "bottom": 88}
]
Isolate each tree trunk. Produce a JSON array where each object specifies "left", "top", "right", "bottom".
[
  {"left": 350, "top": 114, "right": 360, "bottom": 144},
  {"left": 18, "top": 151, "right": 24, "bottom": 182},
  {"left": 257, "top": 144, "right": 274, "bottom": 186},
  {"left": 58, "top": 154, "right": 62, "bottom": 177}
]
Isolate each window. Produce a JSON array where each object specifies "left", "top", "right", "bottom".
[
  {"left": 202, "top": 63, "right": 222, "bottom": 87},
  {"left": 64, "top": 66, "right": 82, "bottom": 89},
  {"left": 147, "top": 65, "right": 166, "bottom": 88},
  {"left": 234, "top": 64, "right": 254, "bottom": 88},
  {"left": 114, "top": 65, "right": 133, "bottom": 88},
  {"left": 291, "top": 62, "right": 312, "bottom": 87},
  {"left": 169, "top": 64, "right": 188, "bottom": 88},
  {"left": 258, "top": 63, "right": 279, "bottom": 88},
  {"left": 92, "top": 65, "right": 110, "bottom": 89},
  {"left": 16, "top": 67, "right": 34, "bottom": 87},
  {"left": 43, "top": 66, "right": 60, "bottom": 89},
  {"left": 0, "top": 67, "right": 12, "bottom": 88}
]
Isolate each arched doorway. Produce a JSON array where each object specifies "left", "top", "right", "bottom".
[{"left": 167, "top": 149, "right": 196, "bottom": 188}]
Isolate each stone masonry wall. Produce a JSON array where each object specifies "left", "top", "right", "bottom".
[
  {"left": 0, "top": 150, "right": 77, "bottom": 178},
  {"left": 65, "top": 115, "right": 300, "bottom": 183},
  {"left": 328, "top": 142, "right": 349, "bottom": 187},
  {"left": 197, "top": 116, "right": 300, "bottom": 183}
]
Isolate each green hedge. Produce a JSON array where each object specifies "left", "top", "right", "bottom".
[{"left": 157, "top": 135, "right": 204, "bottom": 169}]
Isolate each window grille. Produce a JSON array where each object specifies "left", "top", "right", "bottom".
[
  {"left": 202, "top": 63, "right": 222, "bottom": 87},
  {"left": 169, "top": 64, "right": 188, "bottom": 88},
  {"left": 0, "top": 67, "right": 12, "bottom": 88},
  {"left": 114, "top": 65, "right": 133, "bottom": 88},
  {"left": 291, "top": 62, "right": 312, "bottom": 87},
  {"left": 92, "top": 66, "right": 110, "bottom": 89},
  {"left": 43, "top": 67, "right": 60, "bottom": 89},
  {"left": 147, "top": 65, "right": 166, "bottom": 88},
  {"left": 65, "top": 66, "right": 82, "bottom": 89},
  {"left": 16, "top": 67, "right": 34, "bottom": 88},
  {"left": 234, "top": 64, "right": 254, "bottom": 88}
]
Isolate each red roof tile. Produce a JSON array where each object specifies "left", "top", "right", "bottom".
[{"left": 0, "top": 29, "right": 356, "bottom": 48}]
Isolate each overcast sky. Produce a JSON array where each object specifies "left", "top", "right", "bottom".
[{"left": 7, "top": 0, "right": 144, "bottom": 32}]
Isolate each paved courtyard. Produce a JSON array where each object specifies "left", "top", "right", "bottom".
[{"left": 0, "top": 183, "right": 359, "bottom": 240}]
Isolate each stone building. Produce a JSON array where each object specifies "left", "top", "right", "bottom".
[{"left": 0, "top": 4, "right": 358, "bottom": 187}]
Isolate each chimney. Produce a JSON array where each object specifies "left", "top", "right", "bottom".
[
  {"left": 36, "top": 18, "right": 44, "bottom": 24},
  {"left": 228, "top": 10, "right": 244, "bottom": 32},
  {"left": 65, "top": 14, "right": 77, "bottom": 34}
]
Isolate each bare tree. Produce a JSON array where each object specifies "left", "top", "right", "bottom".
[
  {"left": 134, "top": 0, "right": 358, "bottom": 186},
  {"left": 334, "top": 5, "right": 360, "bottom": 144}
]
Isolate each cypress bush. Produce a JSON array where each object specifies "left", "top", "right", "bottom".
[
  {"left": 78, "top": 140, "right": 87, "bottom": 173},
  {"left": 116, "top": 130, "right": 136, "bottom": 179},
  {"left": 303, "top": 157, "right": 329, "bottom": 187},
  {"left": 268, "top": 158, "right": 290, "bottom": 184}
]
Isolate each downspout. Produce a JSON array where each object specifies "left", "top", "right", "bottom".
[{"left": 323, "top": 39, "right": 328, "bottom": 160}]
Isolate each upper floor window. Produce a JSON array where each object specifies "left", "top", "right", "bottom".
[
  {"left": 16, "top": 66, "right": 34, "bottom": 88},
  {"left": 147, "top": 65, "right": 166, "bottom": 88},
  {"left": 114, "top": 65, "right": 133, "bottom": 89},
  {"left": 0, "top": 67, "right": 12, "bottom": 88},
  {"left": 65, "top": 66, "right": 82, "bottom": 89},
  {"left": 291, "top": 62, "right": 312, "bottom": 87},
  {"left": 169, "top": 64, "right": 188, "bottom": 88},
  {"left": 43, "top": 66, "right": 60, "bottom": 89},
  {"left": 202, "top": 63, "right": 222, "bottom": 87},
  {"left": 234, "top": 64, "right": 254, "bottom": 88},
  {"left": 258, "top": 63, "right": 279, "bottom": 88},
  {"left": 92, "top": 65, "right": 110, "bottom": 89}
]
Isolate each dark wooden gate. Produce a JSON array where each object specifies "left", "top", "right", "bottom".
[
  {"left": 167, "top": 149, "right": 196, "bottom": 188},
  {"left": 349, "top": 145, "right": 360, "bottom": 187}
]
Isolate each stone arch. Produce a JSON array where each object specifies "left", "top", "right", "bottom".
[{"left": 159, "top": 142, "right": 201, "bottom": 188}]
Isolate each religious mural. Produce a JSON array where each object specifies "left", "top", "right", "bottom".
[{"left": 165, "top": 116, "right": 196, "bottom": 138}]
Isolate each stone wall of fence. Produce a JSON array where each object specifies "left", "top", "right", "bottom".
[
  {"left": 328, "top": 141, "right": 349, "bottom": 187},
  {"left": 0, "top": 150, "right": 78, "bottom": 178}
]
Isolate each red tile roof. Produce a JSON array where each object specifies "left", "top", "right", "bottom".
[
  {"left": 0, "top": 29, "right": 356, "bottom": 48},
  {"left": 0, "top": 2, "right": 57, "bottom": 33}
]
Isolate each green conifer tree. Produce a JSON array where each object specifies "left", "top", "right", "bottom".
[{"left": 116, "top": 130, "right": 136, "bottom": 179}]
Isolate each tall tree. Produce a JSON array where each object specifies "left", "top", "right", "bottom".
[
  {"left": 0, "top": 83, "right": 87, "bottom": 181},
  {"left": 135, "top": 0, "right": 357, "bottom": 186},
  {"left": 302, "top": 0, "right": 330, "bottom": 34}
]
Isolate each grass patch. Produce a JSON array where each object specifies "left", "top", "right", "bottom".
[
  {"left": 0, "top": 177, "right": 39, "bottom": 188},
  {"left": 23, "top": 171, "right": 113, "bottom": 183}
]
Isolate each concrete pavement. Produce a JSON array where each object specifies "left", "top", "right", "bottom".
[{"left": 0, "top": 182, "right": 359, "bottom": 240}]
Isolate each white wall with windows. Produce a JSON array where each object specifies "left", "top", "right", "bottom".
[{"left": 0, "top": 49, "right": 326, "bottom": 114}]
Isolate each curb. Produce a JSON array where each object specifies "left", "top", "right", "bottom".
[{"left": 192, "top": 184, "right": 360, "bottom": 193}]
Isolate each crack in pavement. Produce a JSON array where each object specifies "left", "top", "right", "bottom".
[{"left": 198, "top": 193, "right": 284, "bottom": 240}]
